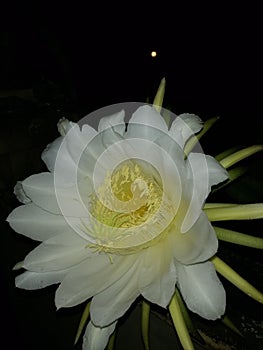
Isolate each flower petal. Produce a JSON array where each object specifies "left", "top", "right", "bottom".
[
  {"left": 172, "top": 212, "right": 218, "bottom": 264},
  {"left": 41, "top": 136, "right": 67, "bottom": 172},
  {"left": 55, "top": 254, "right": 136, "bottom": 309},
  {"left": 64, "top": 121, "right": 97, "bottom": 166},
  {"left": 177, "top": 261, "right": 226, "bottom": 320},
  {"left": 169, "top": 113, "right": 203, "bottom": 149},
  {"left": 181, "top": 153, "right": 228, "bottom": 232},
  {"left": 98, "top": 110, "right": 125, "bottom": 136},
  {"left": 90, "top": 258, "right": 140, "bottom": 326},
  {"left": 22, "top": 172, "right": 89, "bottom": 217},
  {"left": 15, "top": 269, "right": 68, "bottom": 290},
  {"left": 139, "top": 236, "right": 177, "bottom": 307},
  {"left": 83, "top": 321, "right": 116, "bottom": 350},
  {"left": 23, "top": 232, "right": 91, "bottom": 272},
  {"left": 130, "top": 105, "right": 168, "bottom": 132},
  {"left": 22, "top": 172, "right": 61, "bottom": 214},
  {"left": 126, "top": 105, "right": 168, "bottom": 141},
  {"left": 14, "top": 181, "right": 31, "bottom": 204},
  {"left": 6, "top": 203, "right": 69, "bottom": 241}
]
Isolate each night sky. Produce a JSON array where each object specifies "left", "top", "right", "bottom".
[
  {"left": 2, "top": 4, "right": 262, "bottom": 120},
  {"left": 1, "top": 4, "right": 263, "bottom": 350}
]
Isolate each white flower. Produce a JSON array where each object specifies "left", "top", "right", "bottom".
[{"left": 7, "top": 105, "right": 228, "bottom": 350}]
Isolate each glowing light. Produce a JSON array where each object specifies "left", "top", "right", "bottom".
[{"left": 151, "top": 51, "right": 157, "bottom": 58}]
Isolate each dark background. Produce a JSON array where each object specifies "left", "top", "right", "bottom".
[{"left": 1, "top": 3, "right": 263, "bottom": 349}]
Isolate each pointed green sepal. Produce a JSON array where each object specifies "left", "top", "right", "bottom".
[
  {"left": 204, "top": 203, "right": 263, "bottom": 221},
  {"left": 107, "top": 330, "right": 116, "bottom": 350},
  {"left": 219, "top": 145, "right": 263, "bottom": 169},
  {"left": 175, "top": 288, "right": 203, "bottom": 343},
  {"left": 214, "top": 226, "right": 263, "bottom": 249},
  {"left": 222, "top": 315, "right": 243, "bottom": 337},
  {"left": 74, "top": 301, "right": 91, "bottom": 345},
  {"left": 204, "top": 203, "right": 236, "bottom": 209},
  {"left": 211, "top": 256, "right": 263, "bottom": 303},
  {"left": 215, "top": 147, "right": 240, "bottom": 161},
  {"left": 153, "top": 78, "right": 166, "bottom": 113},
  {"left": 13, "top": 261, "right": 24, "bottom": 270},
  {"left": 169, "top": 292, "right": 195, "bottom": 350},
  {"left": 141, "top": 300, "right": 150, "bottom": 350}
]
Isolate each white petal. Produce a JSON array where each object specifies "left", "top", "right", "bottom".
[
  {"left": 155, "top": 131, "right": 185, "bottom": 166},
  {"left": 41, "top": 136, "right": 65, "bottom": 172},
  {"left": 181, "top": 153, "right": 228, "bottom": 233},
  {"left": 15, "top": 269, "right": 67, "bottom": 290},
  {"left": 98, "top": 110, "right": 126, "bottom": 136},
  {"left": 90, "top": 258, "right": 140, "bottom": 326},
  {"left": 22, "top": 172, "right": 89, "bottom": 217},
  {"left": 83, "top": 321, "right": 116, "bottom": 350},
  {"left": 177, "top": 261, "right": 226, "bottom": 320},
  {"left": 57, "top": 117, "right": 70, "bottom": 136},
  {"left": 22, "top": 172, "right": 61, "bottom": 214},
  {"left": 55, "top": 254, "right": 136, "bottom": 309},
  {"left": 64, "top": 121, "right": 97, "bottom": 165},
  {"left": 6, "top": 203, "right": 69, "bottom": 241},
  {"left": 154, "top": 132, "right": 186, "bottom": 204},
  {"left": 169, "top": 113, "right": 203, "bottom": 149},
  {"left": 130, "top": 105, "right": 168, "bottom": 131},
  {"left": 172, "top": 212, "right": 218, "bottom": 264},
  {"left": 139, "top": 236, "right": 177, "bottom": 307},
  {"left": 23, "top": 232, "right": 91, "bottom": 272},
  {"left": 14, "top": 181, "right": 31, "bottom": 204},
  {"left": 205, "top": 155, "right": 229, "bottom": 187},
  {"left": 126, "top": 105, "right": 168, "bottom": 140}
]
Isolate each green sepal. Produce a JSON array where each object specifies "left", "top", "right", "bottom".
[
  {"left": 214, "top": 226, "right": 263, "bottom": 249},
  {"left": 174, "top": 288, "right": 204, "bottom": 344},
  {"left": 107, "top": 331, "right": 116, "bottom": 350},
  {"left": 220, "top": 145, "right": 263, "bottom": 169},
  {"left": 141, "top": 300, "right": 150, "bottom": 350},
  {"left": 74, "top": 301, "right": 91, "bottom": 345},
  {"left": 153, "top": 78, "right": 166, "bottom": 113},
  {"left": 168, "top": 291, "right": 195, "bottom": 350},
  {"left": 211, "top": 256, "right": 263, "bottom": 304},
  {"left": 215, "top": 147, "right": 240, "bottom": 161},
  {"left": 204, "top": 203, "right": 263, "bottom": 221},
  {"left": 222, "top": 315, "right": 243, "bottom": 337}
]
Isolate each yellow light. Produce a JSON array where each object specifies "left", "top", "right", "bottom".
[{"left": 151, "top": 51, "right": 157, "bottom": 57}]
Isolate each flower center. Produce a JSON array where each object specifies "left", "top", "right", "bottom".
[
  {"left": 89, "top": 160, "right": 163, "bottom": 229},
  {"left": 85, "top": 160, "right": 176, "bottom": 254}
]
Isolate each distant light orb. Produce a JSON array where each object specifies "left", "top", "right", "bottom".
[{"left": 151, "top": 51, "right": 157, "bottom": 58}]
